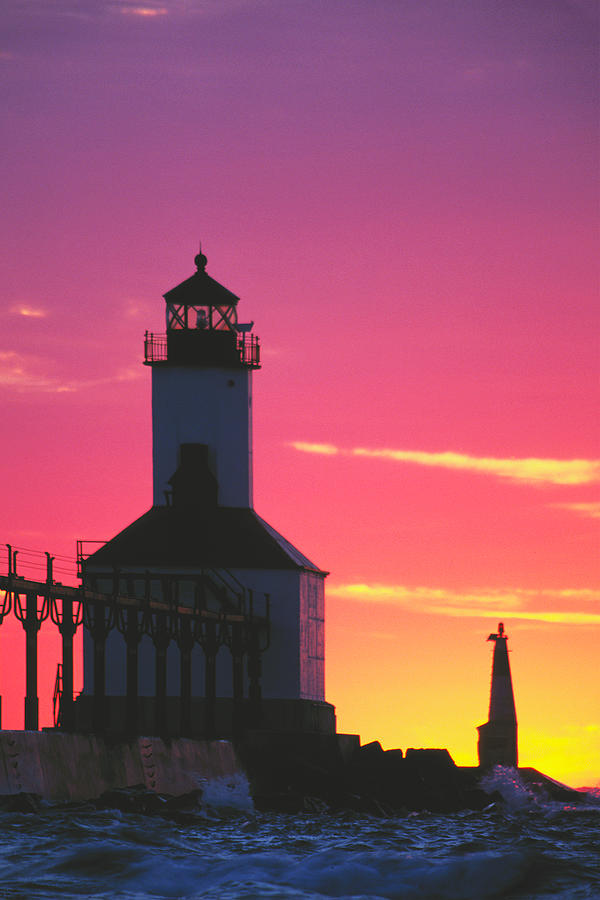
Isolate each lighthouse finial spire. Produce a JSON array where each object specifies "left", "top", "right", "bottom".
[{"left": 195, "top": 241, "right": 207, "bottom": 272}]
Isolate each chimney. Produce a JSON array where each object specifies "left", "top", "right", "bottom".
[{"left": 168, "top": 443, "right": 218, "bottom": 509}]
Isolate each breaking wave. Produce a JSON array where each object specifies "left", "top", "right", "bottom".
[
  {"left": 0, "top": 791, "right": 598, "bottom": 898},
  {"left": 197, "top": 772, "right": 254, "bottom": 813},
  {"left": 480, "top": 765, "right": 538, "bottom": 810},
  {"left": 480, "top": 765, "right": 600, "bottom": 813}
]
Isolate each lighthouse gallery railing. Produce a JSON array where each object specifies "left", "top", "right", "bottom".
[{"left": 144, "top": 331, "right": 260, "bottom": 368}]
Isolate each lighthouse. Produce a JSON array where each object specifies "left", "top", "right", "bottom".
[
  {"left": 477, "top": 622, "right": 518, "bottom": 768},
  {"left": 149, "top": 249, "right": 257, "bottom": 509},
  {"left": 76, "top": 249, "right": 334, "bottom": 739}
]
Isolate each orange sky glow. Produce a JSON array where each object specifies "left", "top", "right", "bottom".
[{"left": 1, "top": 0, "right": 598, "bottom": 788}]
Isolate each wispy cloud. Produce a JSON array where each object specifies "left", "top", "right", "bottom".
[
  {"left": 113, "top": 0, "right": 169, "bottom": 15},
  {"left": 9, "top": 305, "right": 47, "bottom": 319},
  {"left": 353, "top": 448, "right": 600, "bottom": 486},
  {"left": 327, "top": 583, "right": 600, "bottom": 626},
  {"left": 289, "top": 441, "right": 600, "bottom": 486},
  {"left": 291, "top": 441, "right": 339, "bottom": 456},
  {"left": 0, "top": 351, "right": 54, "bottom": 391},
  {"left": 0, "top": 351, "right": 141, "bottom": 393},
  {"left": 551, "top": 502, "right": 600, "bottom": 519},
  {"left": 123, "top": 298, "right": 154, "bottom": 318},
  {"left": 120, "top": 5, "right": 168, "bottom": 15}
]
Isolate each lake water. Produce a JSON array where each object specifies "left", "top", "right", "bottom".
[{"left": 0, "top": 769, "right": 598, "bottom": 899}]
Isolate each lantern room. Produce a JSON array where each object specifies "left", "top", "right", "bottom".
[{"left": 144, "top": 250, "right": 260, "bottom": 369}]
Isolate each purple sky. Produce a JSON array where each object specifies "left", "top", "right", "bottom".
[{"left": 1, "top": 0, "right": 599, "bottom": 784}]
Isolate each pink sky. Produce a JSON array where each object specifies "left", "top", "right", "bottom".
[{"left": 1, "top": 0, "right": 598, "bottom": 785}]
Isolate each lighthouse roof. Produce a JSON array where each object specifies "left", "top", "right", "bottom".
[
  {"left": 83, "top": 506, "right": 327, "bottom": 576},
  {"left": 163, "top": 269, "right": 240, "bottom": 307}
]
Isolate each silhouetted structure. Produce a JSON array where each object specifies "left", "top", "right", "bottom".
[
  {"left": 477, "top": 622, "right": 518, "bottom": 768},
  {"left": 0, "top": 545, "right": 262, "bottom": 737},
  {"left": 74, "top": 248, "right": 333, "bottom": 738}
]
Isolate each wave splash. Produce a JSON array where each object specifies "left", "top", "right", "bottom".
[
  {"left": 196, "top": 772, "right": 254, "bottom": 813},
  {"left": 480, "top": 765, "right": 537, "bottom": 810},
  {"left": 480, "top": 765, "right": 600, "bottom": 812},
  {"left": 1, "top": 772, "right": 598, "bottom": 899}
]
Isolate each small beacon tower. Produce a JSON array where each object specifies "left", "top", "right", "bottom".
[{"left": 477, "top": 622, "right": 518, "bottom": 768}]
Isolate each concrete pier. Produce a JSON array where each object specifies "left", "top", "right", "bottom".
[{"left": 0, "top": 731, "right": 240, "bottom": 804}]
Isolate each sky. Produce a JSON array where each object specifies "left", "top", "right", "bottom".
[{"left": 1, "top": 0, "right": 598, "bottom": 787}]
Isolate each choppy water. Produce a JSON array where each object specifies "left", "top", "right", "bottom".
[{"left": 0, "top": 770, "right": 598, "bottom": 899}]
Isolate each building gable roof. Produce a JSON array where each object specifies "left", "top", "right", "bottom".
[{"left": 84, "top": 506, "right": 326, "bottom": 575}]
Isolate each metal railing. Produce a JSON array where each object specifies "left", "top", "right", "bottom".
[
  {"left": 76, "top": 540, "right": 107, "bottom": 579},
  {"left": 0, "top": 543, "right": 78, "bottom": 585},
  {"left": 237, "top": 333, "right": 261, "bottom": 368},
  {"left": 77, "top": 542, "right": 248, "bottom": 615},
  {"left": 144, "top": 332, "right": 167, "bottom": 362},
  {"left": 144, "top": 331, "right": 261, "bottom": 369},
  {"left": 1, "top": 540, "right": 271, "bottom": 738},
  {"left": 53, "top": 663, "right": 63, "bottom": 728}
]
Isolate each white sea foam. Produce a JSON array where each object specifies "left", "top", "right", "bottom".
[
  {"left": 479, "top": 765, "right": 536, "bottom": 810},
  {"left": 195, "top": 772, "right": 254, "bottom": 812}
]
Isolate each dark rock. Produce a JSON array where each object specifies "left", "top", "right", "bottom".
[
  {"left": 358, "top": 741, "right": 385, "bottom": 759},
  {"left": 0, "top": 792, "right": 43, "bottom": 813},
  {"left": 93, "top": 785, "right": 204, "bottom": 817},
  {"left": 238, "top": 731, "right": 507, "bottom": 816},
  {"left": 162, "top": 789, "right": 204, "bottom": 811},
  {"left": 253, "top": 791, "right": 306, "bottom": 813},
  {"left": 384, "top": 748, "right": 404, "bottom": 761}
]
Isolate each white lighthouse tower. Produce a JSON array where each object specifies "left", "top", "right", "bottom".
[
  {"left": 77, "top": 248, "right": 334, "bottom": 739},
  {"left": 149, "top": 249, "right": 257, "bottom": 509}
]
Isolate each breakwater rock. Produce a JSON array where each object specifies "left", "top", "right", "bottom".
[
  {"left": 238, "top": 734, "right": 589, "bottom": 813},
  {"left": 239, "top": 733, "right": 491, "bottom": 813},
  {"left": 0, "top": 730, "right": 587, "bottom": 814}
]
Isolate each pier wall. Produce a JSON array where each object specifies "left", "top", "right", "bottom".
[{"left": 0, "top": 731, "right": 240, "bottom": 804}]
